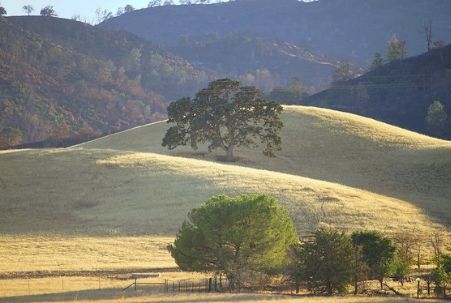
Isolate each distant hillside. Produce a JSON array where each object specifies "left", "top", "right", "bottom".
[
  {"left": 101, "top": 0, "right": 451, "bottom": 64},
  {"left": 170, "top": 33, "right": 339, "bottom": 92},
  {"left": 301, "top": 45, "right": 451, "bottom": 139},
  {"left": 0, "top": 17, "right": 212, "bottom": 146}
]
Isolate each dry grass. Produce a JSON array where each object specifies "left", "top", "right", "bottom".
[
  {"left": 79, "top": 106, "right": 451, "bottom": 226},
  {"left": 1, "top": 290, "right": 446, "bottom": 303},
  {"left": 0, "top": 235, "right": 175, "bottom": 274},
  {"left": 0, "top": 106, "right": 450, "bottom": 301}
]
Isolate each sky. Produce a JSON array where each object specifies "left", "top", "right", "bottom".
[{"left": 0, "top": 0, "right": 166, "bottom": 23}]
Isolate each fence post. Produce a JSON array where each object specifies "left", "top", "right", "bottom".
[
  {"left": 208, "top": 278, "right": 212, "bottom": 292},
  {"left": 134, "top": 278, "right": 137, "bottom": 291}
]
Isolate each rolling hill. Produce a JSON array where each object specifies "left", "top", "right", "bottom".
[
  {"left": 80, "top": 105, "right": 451, "bottom": 228},
  {"left": 301, "top": 45, "right": 451, "bottom": 139},
  {"left": 1, "top": 106, "right": 449, "bottom": 237},
  {"left": 0, "top": 16, "right": 212, "bottom": 147}
]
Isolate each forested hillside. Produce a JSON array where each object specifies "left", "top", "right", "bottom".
[
  {"left": 302, "top": 45, "right": 451, "bottom": 139},
  {"left": 170, "top": 33, "right": 339, "bottom": 92},
  {"left": 101, "top": 0, "right": 451, "bottom": 64},
  {"left": 0, "top": 16, "right": 212, "bottom": 147}
]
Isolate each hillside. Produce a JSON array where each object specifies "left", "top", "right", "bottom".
[
  {"left": 80, "top": 106, "right": 451, "bottom": 228},
  {"left": 1, "top": 106, "right": 449, "bottom": 276},
  {"left": 101, "top": 0, "right": 451, "bottom": 64},
  {"left": 170, "top": 33, "right": 339, "bottom": 92},
  {"left": 301, "top": 45, "right": 451, "bottom": 139},
  {"left": 0, "top": 16, "right": 212, "bottom": 147}
]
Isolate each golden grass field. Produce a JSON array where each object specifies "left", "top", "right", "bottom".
[{"left": 0, "top": 106, "right": 450, "bottom": 301}]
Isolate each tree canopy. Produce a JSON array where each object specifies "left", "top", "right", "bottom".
[
  {"left": 40, "top": 6, "right": 57, "bottom": 17},
  {"left": 162, "top": 79, "right": 283, "bottom": 161},
  {"left": 168, "top": 194, "right": 298, "bottom": 288}
]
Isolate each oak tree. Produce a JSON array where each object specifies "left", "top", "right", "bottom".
[{"left": 162, "top": 79, "right": 283, "bottom": 162}]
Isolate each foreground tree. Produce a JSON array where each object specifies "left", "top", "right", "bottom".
[
  {"left": 351, "top": 231, "right": 395, "bottom": 289},
  {"left": 162, "top": 79, "right": 283, "bottom": 161},
  {"left": 168, "top": 194, "right": 298, "bottom": 289},
  {"left": 288, "top": 227, "right": 354, "bottom": 295},
  {"left": 40, "top": 6, "right": 57, "bottom": 17}
]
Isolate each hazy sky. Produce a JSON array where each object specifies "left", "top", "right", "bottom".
[{"left": 1, "top": 0, "right": 168, "bottom": 22}]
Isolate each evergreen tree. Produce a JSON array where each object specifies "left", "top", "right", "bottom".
[
  {"left": 351, "top": 231, "right": 395, "bottom": 289},
  {"left": 370, "top": 52, "right": 384, "bottom": 70},
  {"left": 168, "top": 194, "right": 298, "bottom": 289},
  {"left": 289, "top": 227, "right": 354, "bottom": 295}
]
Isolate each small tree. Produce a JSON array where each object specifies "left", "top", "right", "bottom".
[
  {"left": 425, "top": 100, "right": 447, "bottom": 135},
  {"left": 332, "top": 63, "right": 355, "bottom": 84},
  {"left": 424, "top": 20, "right": 433, "bottom": 52},
  {"left": 148, "top": 0, "right": 162, "bottom": 7},
  {"left": 0, "top": 6, "right": 6, "bottom": 16},
  {"left": 124, "top": 4, "right": 135, "bottom": 12},
  {"left": 23, "top": 5, "right": 34, "bottom": 16},
  {"left": 289, "top": 227, "right": 354, "bottom": 295},
  {"left": 386, "top": 35, "right": 406, "bottom": 63},
  {"left": 168, "top": 194, "right": 298, "bottom": 289},
  {"left": 389, "top": 251, "right": 412, "bottom": 286},
  {"left": 351, "top": 231, "right": 395, "bottom": 289},
  {"left": 370, "top": 52, "right": 384, "bottom": 71},
  {"left": 162, "top": 79, "right": 283, "bottom": 162},
  {"left": 0, "top": 127, "right": 23, "bottom": 148},
  {"left": 40, "top": 6, "right": 57, "bottom": 17}
]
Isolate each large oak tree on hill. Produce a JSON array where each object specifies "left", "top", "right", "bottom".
[{"left": 162, "top": 78, "right": 283, "bottom": 161}]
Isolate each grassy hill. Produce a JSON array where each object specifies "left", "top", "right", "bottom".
[
  {"left": 1, "top": 106, "right": 449, "bottom": 276},
  {"left": 80, "top": 106, "right": 451, "bottom": 228},
  {"left": 0, "top": 16, "right": 211, "bottom": 146}
]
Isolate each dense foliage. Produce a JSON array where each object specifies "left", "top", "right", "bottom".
[
  {"left": 288, "top": 227, "right": 354, "bottom": 295},
  {"left": 162, "top": 79, "right": 283, "bottom": 161},
  {"left": 351, "top": 231, "right": 396, "bottom": 289},
  {"left": 0, "top": 17, "right": 212, "bottom": 146},
  {"left": 168, "top": 194, "right": 298, "bottom": 288}
]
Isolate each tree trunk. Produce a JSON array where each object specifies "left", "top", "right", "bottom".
[
  {"left": 226, "top": 146, "right": 234, "bottom": 162},
  {"left": 380, "top": 278, "right": 383, "bottom": 290}
]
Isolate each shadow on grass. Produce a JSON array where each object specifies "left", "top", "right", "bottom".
[{"left": 0, "top": 287, "right": 304, "bottom": 303}]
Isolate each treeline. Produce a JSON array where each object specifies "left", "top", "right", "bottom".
[{"left": 170, "top": 194, "right": 451, "bottom": 298}]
